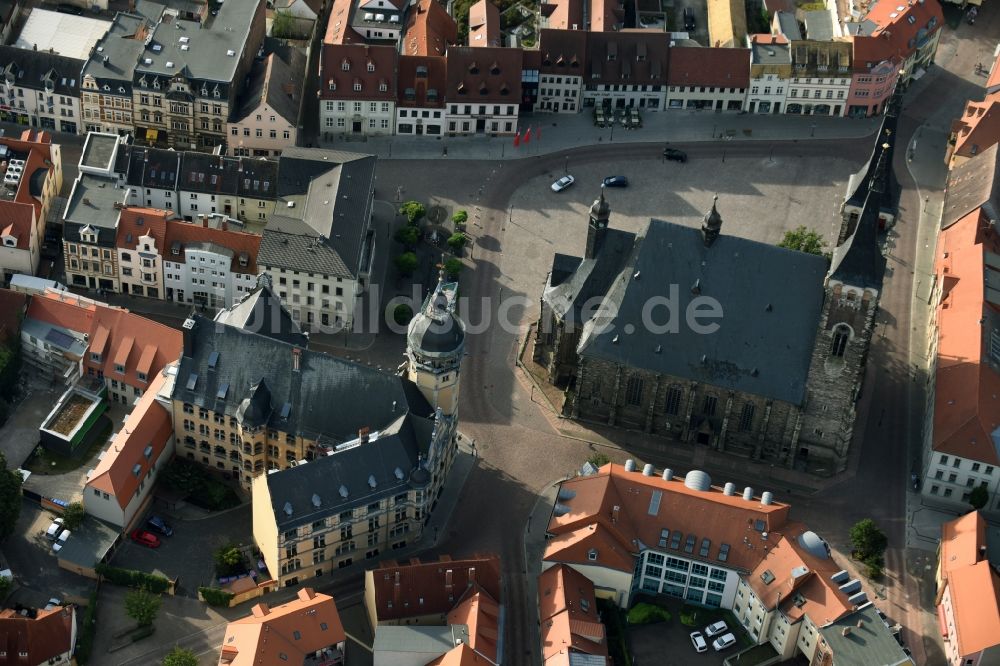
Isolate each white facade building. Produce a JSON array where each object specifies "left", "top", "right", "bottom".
[{"left": 164, "top": 244, "right": 258, "bottom": 310}]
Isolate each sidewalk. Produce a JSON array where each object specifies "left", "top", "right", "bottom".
[
  {"left": 320, "top": 111, "right": 881, "bottom": 161},
  {"left": 522, "top": 479, "right": 562, "bottom": 666}
]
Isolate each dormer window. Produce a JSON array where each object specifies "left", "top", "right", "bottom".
[
  {"left": 490, "top": 62, "right": 500, "bottom": 75},
  {"left": 404, "top": 87, "right": 415, "bottom": 101},
  {"left": 426, "top": 88, "right": 437, "bottom": 101},
  {"left": 379, "top": 81, "right": 387, "bottom": 92},
  {"left": 328, "top": 79, "right": 336, "bottom": 90},
  {"left": 341, "top": 59, "right": 351, "bottom": 71},
  {"left": 353, "top": 82, "right": 362, "bottom": 92},
  {"left": 115, "top": 364, "right": 125, "bottom": 374},
  {"left": 457, "top": 82, "right": 466, "bottom": 95},
  {"left": 468, "top": 62, "right": 479, "bottom": 75},
  {"left": 416, "top": 65, "right": 428, "bottom": 78},
  {"left": 367, "top": 61, "right": 375, "bottom": 72},
  {"left": 587, "top": 548, "right": 598, "bottom": 561}
]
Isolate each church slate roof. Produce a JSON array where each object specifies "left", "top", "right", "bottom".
[
  {"left": 213, "top": 279, "right": 308, "bottom": 347},
  {"left": 544, "top": 228, "right": 636, "bottom": 323},
  {"left": 576, "top": 219, "right": 828, "bottom": 405},
  {"left": 828, "top": 189, "right": 887, "bottom": 291},
  {"left": 172, "top": 314, "right": 433, "bottom": 446}
]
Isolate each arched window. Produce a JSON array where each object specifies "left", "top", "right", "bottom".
[
  {"left": 625, "top": 376, "right": 644, "bottom": 406},
  {"left": 831, "top": 325, "right": 850, "bottom": 357}
]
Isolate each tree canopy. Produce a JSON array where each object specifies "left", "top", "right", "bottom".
[{"left": 778, "top": 226, "right": 827, "bottom": 256}]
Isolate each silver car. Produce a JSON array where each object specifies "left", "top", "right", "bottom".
[
  {"left": 551, "top": 175, "right": 575, "bottom": 192},
  {"left": 690, "top": 630, "right": 708, "bottom": 653},
  {"left": 712, "top": 633, "right": 736, "bottom": 651}
]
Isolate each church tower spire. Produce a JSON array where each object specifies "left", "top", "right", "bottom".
[
  {"left": 701, "top": 194, "right": 722, "bottom": 247},
  {"left": 585, "top": 186, "right": 611, "bottom": 259}
]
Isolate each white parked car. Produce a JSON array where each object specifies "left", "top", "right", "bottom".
[
  {"left": 713, "top": 633, "right": 737, "bottom": 651},
  {"left": 690, "top": 630, "right": 708, "bottom": 653},
  {"left": 551, "top": 175, "right": 575, "bottom": 192},
  {"left": 704, "top": 620, "right": 728, "bottom": 637},
  {"left": 45, "top": 518, "right": 64, "bottom": 540},
  {"left": 52, "top": 530, "right": 70, "bottom": 553}
]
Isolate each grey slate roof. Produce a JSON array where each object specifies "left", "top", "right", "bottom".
[
  {"left": 750, "top": 41, "right": 790, "bottom": 66},
  {"left": 828, "top": 188, "right": 887, "bottom": 290},
  {"left": 133, "top": 0, "right": 259, "bottom": 85},
  {"left": 803, "top": 10, "right": 835, "bottom": 40},
  {"left": 81, "top": 133, "right": 119, "bottom": 170},
  {"left": 259, "top": 226, "right": 353, "bottom": 279},
  {"left": 124, "top": 145, "right": 180, "bottom": 190},
  {"left": 231, "top": 49, "right": 304, "bottom": 125},
  {"left": 577, "top": 219, "right": 828, "bottom": 405},
  {"left": 0, "top": 46, "right": 83, "bottom": 97},
  {"left": 213, "top": 279, "right": 308, "bottom": 347},
  {"left": 844, "top": 113, "right": 899, "bottom": 215},
  {"left": 63, "top": 174, "right": 128, "bottom": 245},
  {"left": 178, "top": 152, "right": 277, "bottom": 199},
  {"left": 942, "top": 143, "right": 1000, "bottom": 230},
  {"left": 372, "top": 625, "right": 470, "bottom": 653},
  {"left": 774, "top": 12, "right": 802, "bottom": 40},
  {"left": 818, "top": 604, "right": 912, "bottom": 666},
  {"left": 264, "top": 412, "right": 433, "bottom": 530},
  {"left": 544, "top": 228, "right": 636, "bottom": 323},
  {"left": 172, "top": 313, "right": 433, "bottom": 451},
  {"left": 82, "top": 12, "right": 148, "bottom": 92}
]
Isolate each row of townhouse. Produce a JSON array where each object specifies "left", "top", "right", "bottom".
[
  {"left": 63, "top": 132, "right": 378, "bottom": 329},
  {"left": 543, "top": 462, "right": 911, "bottom": 664},
  {"left": 0, "top": 2, "right": 305, "bottom": 156}
]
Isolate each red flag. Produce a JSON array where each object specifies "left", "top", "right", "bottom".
[
  {"left": 535, "top": 125, "right": 541, "bottom": 141},
  {"left": 513, "top": 131, "right": 520, "bottom": 147},
  {"left": 524, "top": 126, "right": 532, "bottom": 144}
]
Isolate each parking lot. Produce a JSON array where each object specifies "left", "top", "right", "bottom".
[
  {"left": 110, "top": 504, "right": 253, "bottom": 598},
  {"left": 629, "top": 604, "right": 751, "bottom": 665}
]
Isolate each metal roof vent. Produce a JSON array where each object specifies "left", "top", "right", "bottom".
[
  {"left": 339, "top": 485, "right": 349, "bottom": 498},
  {"left": 642, "top": 463, "right": 654, "bottom": 476},
  {"left": 394, "top": 467, "right": 404, "bottom": 480},
  {"left": 368, "top": 475, "right": 377, "bottom": 489},
  {"left": 283, "top": 502, "right": 293, "bottom": 516},
  {"left": 311, "top": 493, "right": 321, "bottom": 508},
  {"left": 624, "top": 459, "right": 636, "bottom": 472},
  {"left": 723, "top": 482, "right": 736, "bottom": 496},
  {"left": 761, "top": 491, "right": 774, "bottom": 505},
  {"left": 661, "top": 468, "right": 673, "bottom": 481},
  {"left": 742, "top": 486, "right": 754, "bottom": 501},
  {"left": 683, "top": 470, "right": 712, "bottom": 492}
]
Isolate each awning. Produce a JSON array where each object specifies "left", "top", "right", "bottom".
[{"left": 145, "top": 129, "right": 158, "bottom": 141}]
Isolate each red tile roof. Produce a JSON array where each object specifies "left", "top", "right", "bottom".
[
  {"left": 862, "top": 0, "right": 944, "bottom": 63},
  {"left": 221, "top": 588, "right": 346, "bottom": 666},
  {"left": 940, "top": 512, "right": 986, "bottom": 577},
  {"left": 86, "top": 370, "right": 172, "bottom": 508},
  {"left": 951, "top": 90, "right": 1000, "bottom": 162},
  {"left": 932, "top": 212, "right": 1000, "bottom": 464},
  {"left": 539, "top": 28, "right": 587, "bottom": 74},
  {"left": 447, "top": 587, "right": 501, "bottom": 662},
  {"left": 324, "top": 0, "right": 365, "bottom": 44},
  {"left": 397, "top": 55, "right": 448, "bottom": 108},
  {"left": 320, "top": 43, "right": 398, "bottom": 101},
  {"left": 946, "top": 561, "right": 1000, "bottom": 656},
  {"left": 585, "top": 31, "right": 670, "bottom": 86},
  {"left": 427, "top": 643, "right": 496, "bottom": 666},
  {"left": 0, "top": 201, "right": 34, "bottom": 251},
  {"left": 545, "top": 464, "right": 791, "bottom": 574},
  {"left": 468, "top": 0, "right": 501, "bottom": 48},
  {"left": 405, "top": 0, "right": 457, "bottom": 56},
  {"left": 162, "top": 218, "right": 261, "bottom": 276},
  {"left": 368, "top": 555, "right": 502, "bottom": 623},
  {"left": 988, "top": 49, "right": 1000, "bottom": 93},
  {"left": 590, "top": 0, "right": 623, "bottom": 31},
  {"left": 668, "top": 46, "right": 750, "bottom": 88},
  {"left": 114, "top": 207, "right": 171, "bottom": 253},
  {"left": 538, "top": 564, "right": 608, "bottom": 664},
  {"left": 540, "top": 0, "right": 584, "bottom": 31},
  {"left": 446, "top": 47, "right": 523, "bottom": 103},
  {"left": 0, "top": 129, "right": 58, "bottom": 251},
  {"left": 0, "top": 606, "right": 74, "bottom": 666}
]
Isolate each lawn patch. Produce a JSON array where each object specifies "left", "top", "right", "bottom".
[{"left": 627, "top": 602, "right": 671, "bottom": 625}]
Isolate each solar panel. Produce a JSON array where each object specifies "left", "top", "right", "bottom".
[{"left": 44, "top": 328, "right": 76, "bottom": 349}]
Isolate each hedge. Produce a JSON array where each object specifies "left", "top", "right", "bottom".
[
  {"left": 95, "top": 564, "right": 171, "bottom": 594},
  {"left": 198, "top": 586, "right": 235, "bottom": 608},
  {"left": 76, "top": 587, "right": 99, "bottom": 664}
]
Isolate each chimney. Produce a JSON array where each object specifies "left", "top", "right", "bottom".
[
  {"left": 468, "top": 566, "right": 476, "bottom": 586},
  {"left": 251, "top": 603, "right": 270, "bottom": 617},
  {"left": 201, "top": 215, "right": 208, "bottom": 228},
  {"left": 393, "top": 570, "right": 401, "bottom": 606},
  {"left": 292, "top": 347, "right": 301, "bottom": 372},
  {"left": 181, "top": 317, "right": 196, "bottom": 357},
  {"left": 445, "top": 568, "right": 453, "bottom": 592},
  {"left": 221, "top": 219, "right": 228, "bottom": 231},
  {"left": 297, "top": 588, "right": 316, "bottom": 602},
  {"left": 611, "top": 505, "right": 620, "bottom": 523},
  {"left": 359, "top": 426, "right": 370, "bottom": 443}
]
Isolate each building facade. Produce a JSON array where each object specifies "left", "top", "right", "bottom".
[
  {"left": 81, "top": 13, "right": 147, "bottom": 135},
  {"left": 666, "top": 47, "right": 749, "bottom": 112},
  {"left": 319, "top": 44, "right": 398, "bottom": 137},
  {"left": 537, "top": 29, "right": 586, "bottom": 114},
  {"left": 227, "top": 51, "right": 303, "bottom": 157},
  {"left": 785, "top": 41, "right": 851, "bottom": 116},
  {"left": 0, "top": 47, "right": 83, "bottom": 133},
  {"left": 747, "top": 35, "right": 790, "bottom": 115},
  {"left": 445, "top": 47, "right": 521, "bottom": 135}
]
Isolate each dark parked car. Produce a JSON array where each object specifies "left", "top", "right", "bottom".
[
  {"left": 55, "top": 3, "right": 84, "bottom": 15},
  {"left": 683, "top": 7, "right": 696, "bottom": 30},
  {"left": 602, "top": 176, "right": 629, "bottom": 188},
  {"left": 146, "top": 515, "right": 173, "bottom": 537},
  {"left": 664, "top": 148, "right": 688, "bottom": 163}
]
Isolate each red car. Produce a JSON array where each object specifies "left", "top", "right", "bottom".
[{"left": 130, "top": 530, "right": 161, "bottom": 548}]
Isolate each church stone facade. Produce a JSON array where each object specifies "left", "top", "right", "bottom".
[{"left": 534, "top": 96, "right": 899, "bottom": 474}]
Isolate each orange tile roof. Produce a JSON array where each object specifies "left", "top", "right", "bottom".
[
  {"left": 447, "top": 587, "right": 500, "bottom": 662},
  {"left": 543, "top": 522, "right": 636, "bottom": 573},
  {"left": 323, "top": 0, "right": 364, "bottom": 44},
  {"left": 749, "top": 33, "right": 788, "bottom": 44},
  {"left": 0, "top": 201, "right": 36, "bottom": 251},
  {"left": 86, "top": 370, "right": 172, "bottom": 508},
  {"left": 468, "top": 0, "right": 500, "bottom": 48},
  {"left": 862, "top": 0, "right": 943, "bottom": 62},
  {"left": 368, "top": 555, "right": 502, "bottom": 623},
  {"left": 988, "top": 50, "right": 1000, "bottom": 93},
  {"left": 0, "top": 606, "right": 74, "bottom": 665},
  {"left": 932, "top": 213, "right": 1000, "bottom": 463},
  {"left": 115, "top": 207, "right": 171, "bottom": 254},
  {"left": 538, "top": 564, "right": 608, "bottom": 664},
  {"left": 545, "top": 464, "right": 791, "bottom": 574},
  {"left": 746, "top": 529, "right": 852, "bottom": 626},
  {"left": 946, "top": 560, "right": 1000, "bottom": 656},
  {"left": 0, "top": 130, "right": 57, "bottom": 252},
  {"left": 540, "top": 0, "right": 584, "bottom": 31},
  {"left": 220, "top": 588, "right": 346, "bottom": 666},
  {"left": 951, "top": 90, "right": 1000, "bottom": 161},
  {"left": 162, "top": 218, "right": 261, "bottom": 276},
  {"left": 404, "top": 0, "right": 457, "bottom": 56},
  {"left": 940, "top": 512, "right": 986, "bottom": 576},
  {"left": 589, "top": 0, "right": 623, "bottom": 31},
  {"left": 668, "top": 46, "right": 751, "bottom": 89}
]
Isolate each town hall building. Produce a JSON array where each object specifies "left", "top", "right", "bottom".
[{"left": 533, "top": 92, "right": 900, "bottom": 474}]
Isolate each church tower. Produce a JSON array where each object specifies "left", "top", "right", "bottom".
[
  {"left": 405, "top": 269, "right": 466, "bottom": 416},
  {"left": 585, "top": 186, "right": 611, "bottom": 259}
]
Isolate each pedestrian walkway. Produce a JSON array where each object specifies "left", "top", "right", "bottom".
[{"left": 321, "top": 111, "right": 881, "bottom": 161}]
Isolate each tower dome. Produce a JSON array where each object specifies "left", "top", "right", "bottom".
[
  {"left": 701, "top": 194, "right": 722, "bottom": 246},
  {"left": 406, "top": 273, "right": 465, "bottom": 358}
]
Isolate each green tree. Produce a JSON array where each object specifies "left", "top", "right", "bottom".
[
  {"left": 124, "top": 587, "right": 161, "bottom": 628},
  {"left": 587, "top": 452, "right": 611, "bottom": 467},
  {"left": 393, "top": 304, "right": 413, "bottom": 326},
  {"left": 447, "top": 232, "right": 467, "bottom": 251},
  {"left": 213, "top": 544, "right": 243, "bottom": 576},
  {"left": 395, "top": 252, "right": 419, "bottom": 276},
  {"left": 451, "top": 210, "right": 468, "bottom": 226},
  {"left": 778, "top": 226, "right": 827, "bottom": 256},
  {"left": 394, "top": 224, "right": 420, "bottom": 248},
  {"left": 444, "top": 258, "right": 463, "bottom": 279},
  {"left": 162, "top": 647, "right": 198, "bottom": 666},
  {"left": 0, "top": 452, "right": 22, "bottom": 541},
  {"left": 271, "top": 10, "right": 298, "bottom": 38},
  {"left": 850, "top": 518, "right": 888, "bottom": 561},
  {"left": 399, "top": 201, "right": 427, "bottom": 224},
  {"left": 62, "top": 501, "right": 85, "bottom": 531},
  {"left": 969, "top": 484, "right": 989, "bottom": 510},
  {"left": 0, "top": 574, "right": 11, "bottom": 599}
]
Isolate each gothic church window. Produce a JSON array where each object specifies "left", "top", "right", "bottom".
[
  {"left": 831, "top": 325, "right": 850, "bottom": 357},
  {"left": 702, "top": 395, "right": 717, "bottom": 416},
  {"left": 738, "top": 403, "right": 756, "bottom": 432},
  {"left": 665, "top": 386, "right": 682, "bottom": 415},
  {"left": 625, "top": 376, "right": 644, "bottom": 406}
]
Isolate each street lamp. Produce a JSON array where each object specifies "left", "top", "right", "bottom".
[{"left": 564, "top": 155, "right": 568, "bottom": 174}]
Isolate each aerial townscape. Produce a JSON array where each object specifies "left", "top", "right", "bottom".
[{"left": 0, "top": 0, "right": 996, "bottom": 663}]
